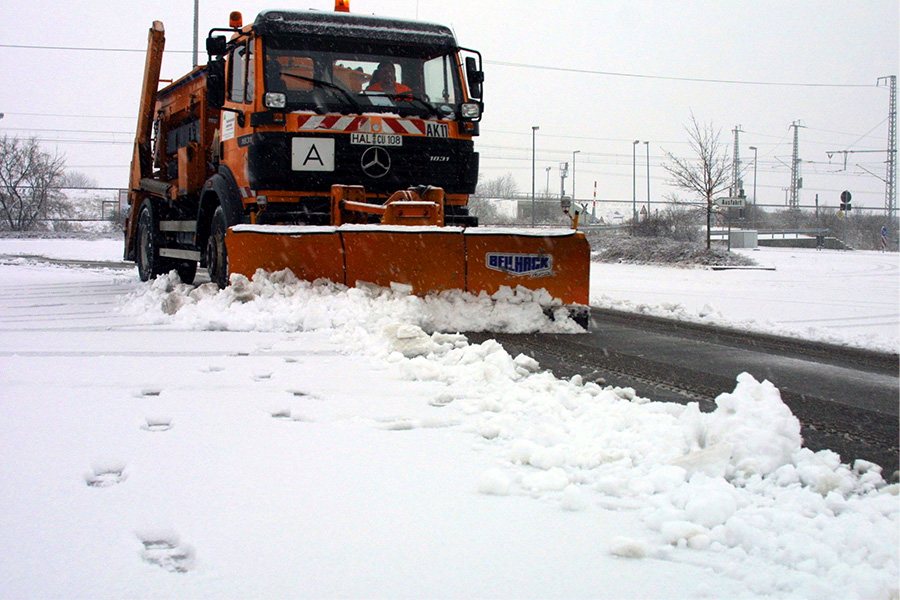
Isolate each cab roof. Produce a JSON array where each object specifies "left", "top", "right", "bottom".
[{"left": 253, "top": 10, "right": 458, "bottom": 50}]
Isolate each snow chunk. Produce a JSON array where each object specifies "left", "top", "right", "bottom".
[
  {"left": 608, "top": 536, "right": 650, "bottom": 559},
  {"left": 477, "top": 468, "right": 511, "bottom": 496},
  {"left": 522, "top": 467, "right": 570, "bottom": 492},
  {"left": 704, "top": 373, "right": 802, "bottom": 478}
]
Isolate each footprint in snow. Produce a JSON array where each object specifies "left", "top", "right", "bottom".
[
  {"left": 270, "top": 407, "right": 293, "bottom": 420},
  {"left": 375, "top": 417, "right": 457, "bottom": 431},
  {"left": 84, "top": 461, "right": 127, "bottom": 488},
  {"left": 269, "top": 407, "right": 314, "bottom": 422},
  {"left": 137, "top": 530, "right": 195, "bottom": 573},
  {"left": 141, "top": 416, "right": 173, "bottom": 432}
]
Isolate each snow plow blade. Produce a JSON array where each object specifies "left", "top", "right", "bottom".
[{"left": 226, "top": 225, "right": 590, "bottom": 314}]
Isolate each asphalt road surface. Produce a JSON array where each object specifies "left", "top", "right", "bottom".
[{"left": 470, "top": 307, "right": 900, "bottom": 478}]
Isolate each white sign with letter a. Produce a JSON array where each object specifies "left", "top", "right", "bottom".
[{"left": 292, "top": 138, "right": 335, "bottom": 171}]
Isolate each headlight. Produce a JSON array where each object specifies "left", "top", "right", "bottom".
[
  {"left": 460, "top": 103, "right": 480, "bottom": 119},
  {"left": 265, "top": 92, "right": 286, "bottom": 109}
]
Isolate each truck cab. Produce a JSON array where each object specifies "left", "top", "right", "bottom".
[
  {"left": 127, "top": 7, "right": 486, "bottom": 287},
  {"left": 205, "top": 9, "right": 484, "bottom": 226}
]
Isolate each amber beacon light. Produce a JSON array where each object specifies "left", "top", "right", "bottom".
[
  {"left": 335, "top": 0, "right": 350, "bottom": 12},
  {"left": 229, "top": 11, "right": 243, "bottom": 27}
]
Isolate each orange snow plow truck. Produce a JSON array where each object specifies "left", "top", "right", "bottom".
[{"left": 124, "top": 3, "right": 590, "bottom": 325}]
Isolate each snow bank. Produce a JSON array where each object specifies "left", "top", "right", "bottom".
[
  {"left": 121, "top": 269, "right": 583, "bottom": 335},
  {"left": 122, "top": 270, "right": 899, "bottom": 600}
]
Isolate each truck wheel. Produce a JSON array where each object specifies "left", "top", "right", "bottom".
[
  {"left": 207, "top": 206, "right": 229, "bottom": 288},
  {"left": 169, "top": 259, "right": 198, "bottom": 285},
  {"left": 136, "top": 204, "right": 162, "bottom": 282}
]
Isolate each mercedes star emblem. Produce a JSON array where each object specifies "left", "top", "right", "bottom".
[{"left": 360, "top": 146, "right": 391, "bottom": 179}]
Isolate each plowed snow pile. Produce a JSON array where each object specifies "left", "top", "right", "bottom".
[{"left": 121, "top": 271, "right": 899, "bottom": 600}]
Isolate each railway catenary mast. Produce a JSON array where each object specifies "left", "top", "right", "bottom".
[{"left": 878, "top": 75, "right": 897, "bottom": 219}]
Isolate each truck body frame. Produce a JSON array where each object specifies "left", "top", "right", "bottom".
[{"left": 124, "top": 7, "right": 589, "bottom": 323}]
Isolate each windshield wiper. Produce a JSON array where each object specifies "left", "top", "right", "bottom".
[
  {"left": 366, "top": 91, "right": 445, "bottom": 119},
  {"left": 281, "top": 72, "right": 363, "bottom": 113}
]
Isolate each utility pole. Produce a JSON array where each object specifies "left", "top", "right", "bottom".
[
  {"left": 878, "top": 75, "right": 897, "bottom": 219},
  {"left": 572, "top": 150, "right": 580, "bottom": 202},
  {"left": 531, "top": 126, "right": 539, "bottom": 226},
  {"left": 193, "top": 0, "right": 200, "bottom": 67},
  {"left": 789, "top": 121, "right": 804, "bottom": 211}
]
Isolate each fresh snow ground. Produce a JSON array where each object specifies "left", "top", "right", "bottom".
[
  {"left": 591, "top": 246, "right": 899, "bottom": 353},
  {"left": 0, "top": 238, "right": 897, "bottom": 599}
]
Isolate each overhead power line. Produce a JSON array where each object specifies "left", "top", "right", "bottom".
[
  {"left": 2, "top": 112, "right": 135, "bottom": 120},
  {"left": 0, "top": 43, "right": 880, "bottom": 88},
  {"left": 487, "top": 60, "right": 878, "bottom": 89},
  {"left": 0, "top": 43, "right": 191, "bottom": 54}
]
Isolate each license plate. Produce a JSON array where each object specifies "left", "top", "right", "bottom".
[{"left": 350, "top": 133, "right": 403, "bottom": 147}]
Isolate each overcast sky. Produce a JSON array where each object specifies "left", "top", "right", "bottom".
[{"left": 1, "top": 0, "right": 897, "bottom": 214}]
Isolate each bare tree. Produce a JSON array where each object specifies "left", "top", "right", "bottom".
[
  {"left": 0, "top": 136, "right": 67, "bottom": 231},
  {"left": 470, "top": 173, "right": 520, "bottom": 223},
  {"left": 663, "top": 115, "right": 731, "bottom": 248},
  {"left": 476, "top": 173, "right": 519, "bottom": 198}
]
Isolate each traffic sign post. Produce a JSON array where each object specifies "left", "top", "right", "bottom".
[
  {"left": 714, "top": 197, "right": 746, "bottom": 208},
  {"left": 840, "top": 190, "right": 852, "bottom": 212},
  {"left": 882, "top": 226, "right": 888, "bottom": 252}
]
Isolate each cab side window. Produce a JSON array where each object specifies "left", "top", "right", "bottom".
[
  {"left": 229, "top": 44, "right": 248, "bottom": 103},
  {"left": 245, "top": 43, "right": 254, "bottom": 102}
]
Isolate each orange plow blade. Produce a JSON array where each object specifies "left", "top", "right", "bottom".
[
  {"left": 228, "top": 226, "right": 345, "bottom": 283},
  {"left": 226, "top": 225, "right": 590, "bottom": 320},
  {"left": 464, "top": 228, "right": 590, "bottom": 306}
]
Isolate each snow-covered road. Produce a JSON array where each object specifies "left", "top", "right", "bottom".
[{"left": 0, "top": 238, "right": 897, "bottom": 599}]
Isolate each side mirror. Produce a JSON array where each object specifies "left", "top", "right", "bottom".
[
  {"left": 560, "top": 196, "right": 572, "bottom": 212},
  {"left": 206, "top": 35, "right": 227, "bottom": 57},
  {"left": 207, "top": 58, "right": 226, "bottom": 109},
  {"left": 465, "top": 56, "right": 484, "bottom": 100}
]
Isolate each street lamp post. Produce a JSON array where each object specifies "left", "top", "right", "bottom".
[
  {"left": 632, "top": 140, "right": 639, "bottom": 223},
  {"left": 749, "top": 146, "right": 758, "bottom": 207},
  {"left": 644, "top": 141, "right": 650, "bottom": 216},
  {"left": 532, "top": 126, "right": 539, "bottom": 227},
  {"left": 572, "top": 150, "right": 580, "bottom": 202},
  {"left": 545, "top": 166, "right": 551, "bottom": 196}
]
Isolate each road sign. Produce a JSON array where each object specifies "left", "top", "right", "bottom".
[
  {"left": 840, "top": 190, "right": 852, "bottom": 212},
  {"left": 883, "top": 226, "right": 888, "bottom": 237},
  {"left": 714, "top": 197, "right": 746, "bottom": 208}
]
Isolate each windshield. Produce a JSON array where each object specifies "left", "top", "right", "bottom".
[{"left": 263, "top": 37, "right": 464, "bottom": 118}]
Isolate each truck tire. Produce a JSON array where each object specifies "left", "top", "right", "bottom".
[
  {"left": 207, "top": 206, "right": 229, "bottom": 288},
  {"left": 168, "top": 259, "right": 198, "bottom": 286},
  {"left": 136, "top": 203, "right": 164, "bottom": 282}
]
